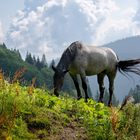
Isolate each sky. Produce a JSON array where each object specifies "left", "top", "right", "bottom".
[
  {"left": 0, "top": 0, "right": 24, "bottom": 35},
  {"left": 0, "top": 0, "right": 140, "bottom": 61}
]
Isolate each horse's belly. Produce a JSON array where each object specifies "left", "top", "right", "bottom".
[
  {"left": 70, "top": 55, "right": 108, "bottom": 75},
  {"left": 70, "top": 62, "right": 106, "bottom": 76},
  {"left": 85, "top": 65, "right": 106, "bottom": 76}
]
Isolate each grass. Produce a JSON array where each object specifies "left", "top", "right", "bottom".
[{"left": 0, "top": 71, "right": 140, "bottom": 140}]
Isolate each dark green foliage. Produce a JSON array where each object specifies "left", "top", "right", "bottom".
[
  {"left": 35, "top": 57, "right": 42, "bottom": 70},
  {"left": 25, "top": 52, "right": 34, "bottom": 65},
  {"left": 41, "top": 54, "right": 48, "bottom": 68},
  {"left": 25, "top": 53, "right": 48, "bottom": 70},
  {"left": 0, "top": 44, "right": 25, "bottom": 77}
]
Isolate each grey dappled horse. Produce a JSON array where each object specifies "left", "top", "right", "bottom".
[{"left": 52, "top": 41, "right": 140, "bottom": 106}]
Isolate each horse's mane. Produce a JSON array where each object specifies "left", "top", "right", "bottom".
[
  {"left": 57, "top": 41, "right": 82, "bottom": 70},
  {"left": 66, "top": 41, "right": 82, "bottom": 58}
]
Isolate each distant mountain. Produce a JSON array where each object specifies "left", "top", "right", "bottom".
[
  {"left": 104, "top": 35, "right": 140, "bottom": 59},
  {"left": 89, "top": 36, "right": 140, "bottom": 102}
]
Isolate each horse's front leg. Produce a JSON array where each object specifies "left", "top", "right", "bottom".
[
  {"left": 70, "top": 74, "right": 82, "bottom": 100},
  {"left": 81, "top": 75, "right": 89, "bottom": 102}
]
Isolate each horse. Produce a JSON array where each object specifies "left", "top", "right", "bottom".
[{"left": 52, "top": 41, "right": 140, "bottom": 106}]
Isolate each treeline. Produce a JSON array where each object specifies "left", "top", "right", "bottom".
[{"left": 25, "top": 53, "right": 48, "bottom": 70}]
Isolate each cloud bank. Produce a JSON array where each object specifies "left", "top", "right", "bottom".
[{"left": 6, "top": 0, "right": 140, "bottom": 61}]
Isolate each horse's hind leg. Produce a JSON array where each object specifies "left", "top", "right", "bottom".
[
  {"left": 70, "top": 74, "right": 82, "bottom": 100},
  {"left": 107, "top": 72, "right": 116, "bottom": 106},
  {"left": 97, "top": 73, "right": 105, "bottom": 103}
]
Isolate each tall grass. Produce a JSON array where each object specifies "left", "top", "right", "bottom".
[{"left": 0, "top": 70, "right": 139, "bottom": 140}]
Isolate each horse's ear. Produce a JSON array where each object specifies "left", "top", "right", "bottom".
[{"left": 52, "top": 65, "right": 56, "bottom": 71}]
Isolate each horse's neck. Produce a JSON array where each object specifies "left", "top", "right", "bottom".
[
  {"left": 57, "top": 48, "right": 75, "bottom": 70},
  {"left": 57, "top": 58, "right": 71, "bottom": 70}
]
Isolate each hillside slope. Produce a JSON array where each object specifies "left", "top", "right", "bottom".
[{"left": 0, "top": 73, "right": 140, "bottom": 140}]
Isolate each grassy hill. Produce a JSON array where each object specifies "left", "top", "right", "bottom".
[{"left": 0, "top": 72, "right": 140, "bottom": 140}]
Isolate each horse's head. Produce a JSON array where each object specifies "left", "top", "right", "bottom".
[{"left": 52, "top": 65, "right": 68, "bottom": 96}]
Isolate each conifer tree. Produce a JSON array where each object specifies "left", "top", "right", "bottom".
[
  {"left": 36, "top": 57, "right": 42, "bottom": 70},
  {"left": 49, "top": 59, "right": 55, "bottom": 68},
  {"left": 41, "top": 54, "right": 47, "bottom": 68},
  {"left": 25, "top": 52, "right": 34, "bottom": 65}
]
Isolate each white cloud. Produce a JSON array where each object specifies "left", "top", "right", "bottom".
[
  {"left": 6, "top": 0, "right": 140, "bottom": 61},
  {"left": 0, "top": 22, "right": 4, "bottom": 43},
  {"left": 94, "top": 6, "right": 140, "bottom": 44}
]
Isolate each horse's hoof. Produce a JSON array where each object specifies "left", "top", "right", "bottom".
[
  {"left": 77, "top": 96, "right": 82, "bottom": 100},
  {"left": 98, "top": 100, "right": 103, "bottom": 103},
  {"left": 85, "top": 98, "right": 88, "bottom": 102},
  {"left": 54, "top": 93, "right": 59, "bottom": 97},
  {"left": 108, "top": 103, "right": 112, "bottom": 107}
]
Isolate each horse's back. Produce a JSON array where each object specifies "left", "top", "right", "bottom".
[{"left": 69, "top": 42, "right": 118, "bottom": 76}]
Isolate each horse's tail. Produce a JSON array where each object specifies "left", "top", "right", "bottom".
[{"left": 117, "top": 59, "right": 140, "bottom": 76}]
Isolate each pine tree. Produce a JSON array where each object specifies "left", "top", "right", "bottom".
[
  {"left": 49, "top": 59, "right": 55, "bottom": 69},
  {"left": 33, "top": 55, "right": 37, "bottom": 65},
  {"left": 36, "top": 57, "right": 42, "bottom": 70},
  {"left": 0, "top": 43, "right": 7, "bottom": 49},
  {"left": 13, "top": 49, "right": 22, "bottom": 59},
  {"left": 41, "top": 54, "right": 47, "bottom": 68},
  {"left": 25, "top": 52, "right": 34, "bottom": 65}
]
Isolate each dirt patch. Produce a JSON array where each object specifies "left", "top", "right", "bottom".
[{"left": 48, "top": 121, "right": 88, "bottom": 140}]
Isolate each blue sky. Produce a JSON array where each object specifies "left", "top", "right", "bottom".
[
  {"left": 0, "top": 0, "right": 140, "bottom": 61},
  {"left": 0, "top": 0, "right": 24, "bottom": 33}
]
